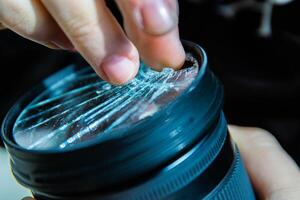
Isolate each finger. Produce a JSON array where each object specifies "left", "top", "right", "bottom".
[
  {"left": 41, "top": 0, "right": 139, "bottom": 85},
  {"left": 0, "top": 0, "right": 72, "bottom": 49},
  {"left": 119, "top": 0, "right": 179, "bottom": 36},
  {"left": 117, "top": 0, "right": 185, "bottom": 71},
  {"left": 229, "top": 125, "right": 300, "bottom": 200}
]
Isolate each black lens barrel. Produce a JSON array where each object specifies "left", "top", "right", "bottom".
[{"left": 1, "top": 41, "right": 255, "bottom": 200}]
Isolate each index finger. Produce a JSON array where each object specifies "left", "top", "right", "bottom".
[
  {"left": 41, "top": 0, "right": 139, "bottom": 85},
  {"left": 117, "top": 0, "right": 185, "bottom": 71}
]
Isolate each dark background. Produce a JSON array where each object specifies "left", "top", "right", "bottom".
[{"left": 0, "top": 0, "right": 299, "bottom": 164}]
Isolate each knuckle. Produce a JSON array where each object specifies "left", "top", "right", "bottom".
[
  {"left": 0, "top": 0, "right": 59, "bottom": 41},
  {"left": 0, "top": 1, "right": 35, "bottom": 36},
  {"left": 7, "top": 17, "right": 48, "bottom": 41},
  {"left": 6, "top": 15, "right": 32, "bottom": 34},
  {"left": 65, "top": 16, "right": 98, "bottom": 41}
]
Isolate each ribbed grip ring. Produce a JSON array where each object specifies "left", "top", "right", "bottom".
[{"left": 204, "top": 147, "right": 255, "bottom": 200}]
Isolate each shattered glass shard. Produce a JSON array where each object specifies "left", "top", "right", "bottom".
[{"left": 13, "top": 59, "right": 198, "bottom": 150}]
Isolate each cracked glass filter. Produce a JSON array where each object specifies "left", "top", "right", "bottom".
[{"left": 13, "top": 58, "right": 198, "bottom": 150}]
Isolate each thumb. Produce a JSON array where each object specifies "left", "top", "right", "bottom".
[{"left": 229, "top": 125, "right": 300, "bottom": 200}]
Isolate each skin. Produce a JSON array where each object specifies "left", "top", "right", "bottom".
[
  {"left": 1, "top": 1, "right": 299, "bottom": 199},
  {"left": 229, "top": 126, "right": 300, "bottom": 200},
  {"left": 0, "top": 0, "right": 185, "bottom": 85}
]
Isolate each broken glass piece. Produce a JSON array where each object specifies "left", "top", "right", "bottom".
[{"left": 13, "top": 60, "right": 198, "bottom": 150}]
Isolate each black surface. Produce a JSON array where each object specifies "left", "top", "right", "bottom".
[{"left": 179, "top": 0, "right": 300, "bottom": 164}]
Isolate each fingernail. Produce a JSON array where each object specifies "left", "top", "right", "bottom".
[
  {"left": 101, "top": 55, "right": 137, "bottom": 85},
  {"left": 140, "top": 0, "right": 178, "bottom": 35}
]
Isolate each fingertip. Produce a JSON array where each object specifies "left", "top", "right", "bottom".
[
  {"left": 100, "top": 55, "right": 139, "bottom": 85},
  {"left": 228, "top": 125, "right": 278, "bottom": 149},
  {"left": 228, "top": 125, "right": 300, "bottom": 200},
  {"left": 228, "top": 125, "right": 249, "bottom": 144}
]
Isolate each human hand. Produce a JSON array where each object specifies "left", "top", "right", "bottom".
[
  {"left": 229, "top": 125, "right": 300, "bottom": 200},
  {"left": 0, "top": 0, "right": 185, "bottom": 84}
]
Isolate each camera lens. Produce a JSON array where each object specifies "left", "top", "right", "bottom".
[
  {"left": 1, "top": 41, "right": 255, "bottom": 200},
  {"left": 12, "top": 55, "right": 198, "bottom": 150}
]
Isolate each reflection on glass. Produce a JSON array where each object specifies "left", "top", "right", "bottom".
[{"left": 13, "top": 59, "right": 198, "bottom": 150}]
